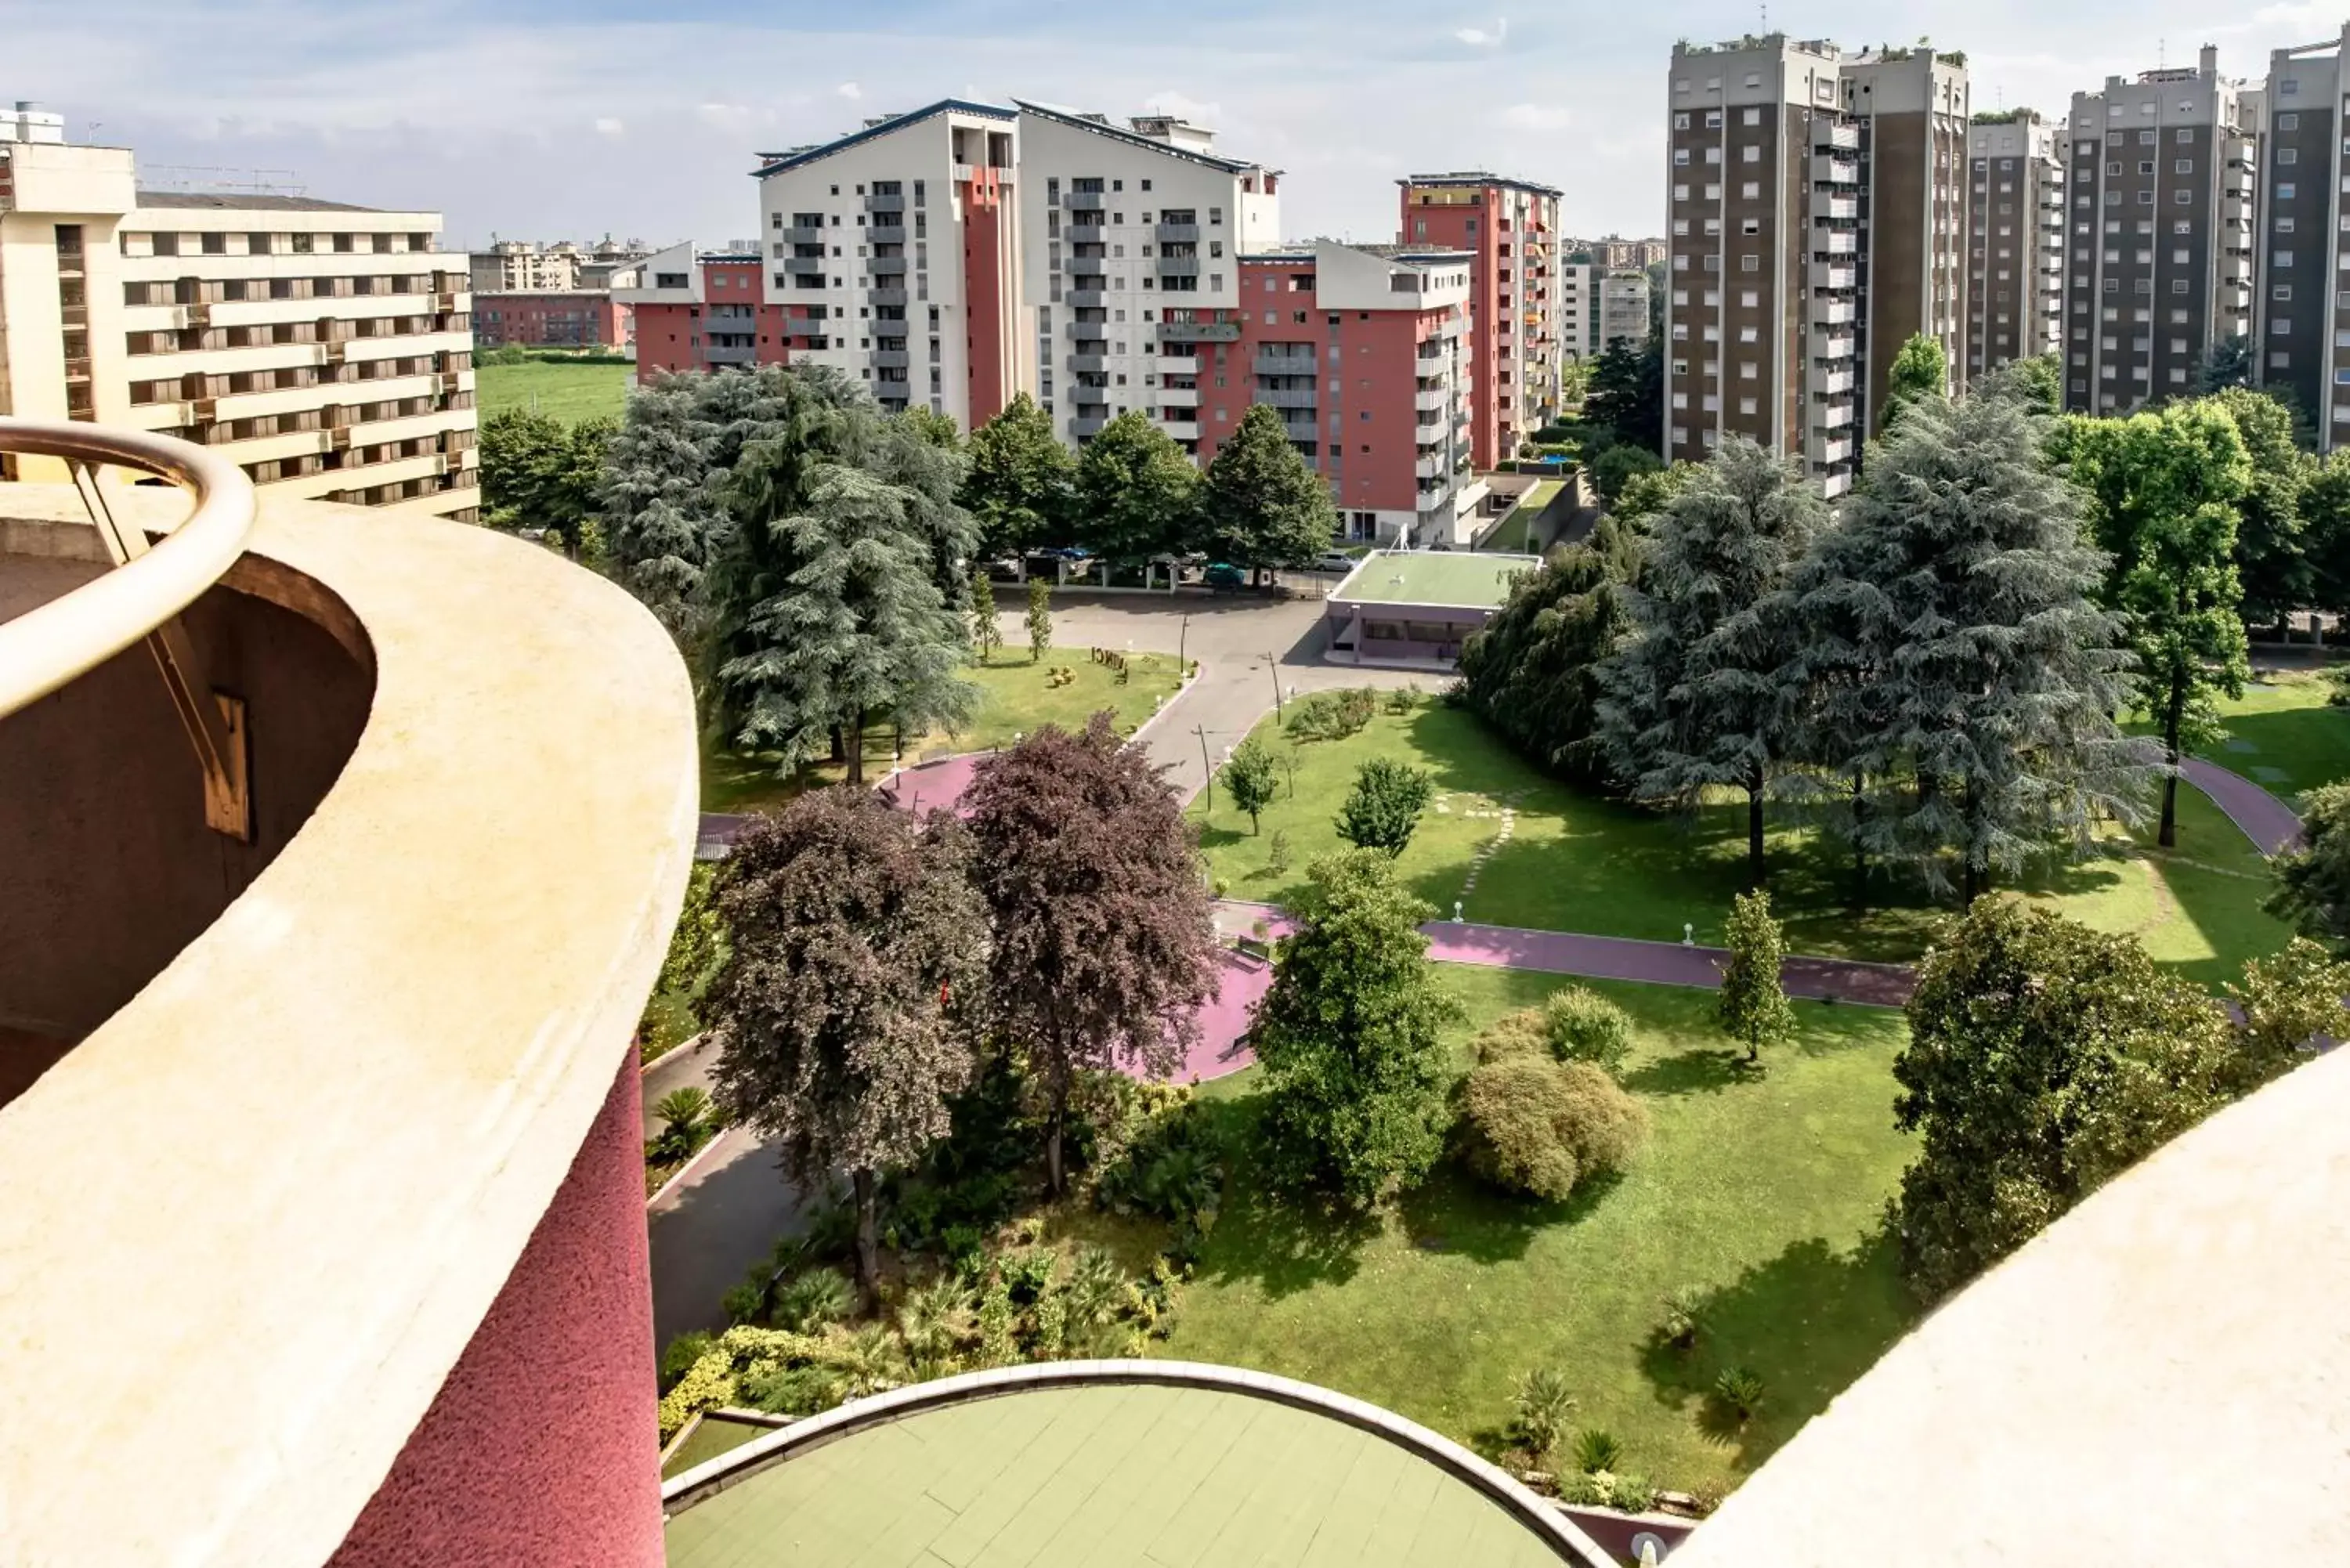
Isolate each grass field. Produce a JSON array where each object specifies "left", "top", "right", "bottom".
[
  {"left": 1164, "top": 966, "right": 1918, "bottom": 1495},
  {"left": 1195, "top": 698, "right": 2291, "bottom": 984},
  {"left": 2174, "top": 670, "right": 2350, "bottom": 804},
  {"left": 703, "top": 648, "right": 1187, "bottom": 814},
  {"left": 478, "top": 359, "right": 632, "bottom": 424}
]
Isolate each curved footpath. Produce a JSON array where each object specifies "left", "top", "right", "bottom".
[{"left": 2180, "top": 756, "right": 2305, "bottom": 856}]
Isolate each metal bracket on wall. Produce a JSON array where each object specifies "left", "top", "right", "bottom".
[{"left": 70, "top": 461, "right": 253, "bottom": 842}]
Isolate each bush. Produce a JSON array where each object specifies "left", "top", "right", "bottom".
[
  {"left": 1658, "top": 1287, "right": 1704, "bottom": 1352},
  {"left": 1712, "top": 1366, "right": 1766, "bottom": 1425},
  {"left": 1283, "top": 687, "right": 1377, "bottom": 742},
  {"left": 1611, "top": 1474, "right": 1658, "bottom": 1514},
  {"left": 658, "top": 1331, "right": 714, "bottom": 1395},
  {"left": 1570, "top": 1427, "right": 1623, "bottom": 1475},
  {"left": 1335, "top": 757, "right": 1434, "bottom": 855},
  {"left": 1460, "top": 1056, "right": 1648, "bottom": 1201},
  {"left": 1510, "top": 1367, "right": 1578, "bottom": 1462},
  {"left": 2325, "top": 665, "right": 2350, "bottom": 707},
  {"left": 1541, "top": 987, "right": 1633, "bottom": 1075},
  {"left": 772, "top": 1269, "right": 855, "bottom": 1333}
]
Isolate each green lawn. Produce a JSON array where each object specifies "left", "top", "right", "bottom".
[
  {"left": 478, "top": 359, "right": 632, "bottom": 424},
  {"left": 1484, "top": 481, "right": 1563, "bottom": 554},
  {"left": 2170, "top": 670, "right": 2350, "bottom": 804},
  {"left": 703, "top": 649, "right": 1187, "bottom": 814},
  {"left": 1164, "top": 967, "right": 1918, "bottom": 1495},
  {"left": 1196, "top": 699, "right": 2290, "bottom": 983}
]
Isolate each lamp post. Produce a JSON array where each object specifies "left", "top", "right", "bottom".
[{"left": 1267, "top": 654, "right": 1283, "bottom": 721}]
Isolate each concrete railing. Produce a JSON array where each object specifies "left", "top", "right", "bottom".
[
  {"left": 0, "top": 417, "right": 253, "bottom": 722},
  {"left": 660, "top": 1359, "right": 1619, "bottom": 1567}
]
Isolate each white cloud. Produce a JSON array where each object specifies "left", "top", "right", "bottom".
[
  {"left": 1455, "top": 17, "right": 1508, "bottom": 47},
  {"left": 1144, "top": 90, "right": 1225, "bottom": 125},
  {"left": 836, "top": 81, "right": 862, "bottom": 100},
  {"left": 1501, "top": 103, "right": 1570, "bottom": 132},
  {"left": 594, "top": 117, "right": 624, "bottom": 137}
]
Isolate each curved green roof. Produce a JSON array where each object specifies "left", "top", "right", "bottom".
[{"left": 664, "top": 1382, "right": 1582, "bottom": 1567}]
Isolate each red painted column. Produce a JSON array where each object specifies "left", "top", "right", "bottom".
[
  {"left": 962, "top": 171, "right": 1009, "bottom": 428},
  {"left": 327, "top": 1055, "right": 663, "bottom": 1567}
]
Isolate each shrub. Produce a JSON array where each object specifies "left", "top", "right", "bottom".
[
  {"left": 1510, "top": 1367, "right": 1578, "bottom": 1462},
  {"left": 1541, "top": 987, "right": 1633, "bottom": 1075},
  {"left": 1267, "top": 826, "right": 1292, "bottom": 875},
  {"left": 1571, "top": 1427, "right": 1623, "bottom": 1475},
  {"left": 1283, "top": 687, "right": 1377, "bottom": 742},
  {"left": 998, "top": 1245, "right": 1058, "bottom": 1306},
  {"left": 1460, "top": 1056, "right": 1648, "bottom": 1202},
  {"left": 1712, "top": 1366, "right": 1766, "bottom": 1425},
  {"left": 658, "top": 1331, "right": 714, "bottom": 1395},
  {"left": 1556, "top": 1471, "right": 1608, "bottom": 1506},
  {"left": 1473, "top": 1006, "right": 1550, "bottom": 1064},
  {"left": 1658, "top": 1287, "right": 1704, "bottom": 1352},
  {"left": 772, "top": 1269, "right": 855, "bottom": 1333},
  {"left": 2326, "top": 664, "right": 2350, "bottom": 707},
  {"left": 1610, "top": 1474, "right": 1658, "bottom": 1514},
  {"left": 739, "top": 1360, "right": 841, "bottom": 1417}
]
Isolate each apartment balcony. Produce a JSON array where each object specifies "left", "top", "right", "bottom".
[
  {"left": 1812, "top": 156, "right": 1860, "bottom": 185},
  {"left": 1159, "top": 419, "right": 1201, "bottom": 440},
  {"left": 1820, "top": 468, "right": 1853, "bottom": 500},
  {"left": 1159, "top": 320, "right": 1242, "bottom": 343},
  {"left": 867, "top": 287, "right": 909, "bottom": 307},
  {"left": 1811, "top": 262, "right": 1859, "bottom": 291},
  {"left": 1069, "top": 415, "right": 1108, "bottom": 436},
  {"left": 781, "top": 224, "right": 823, "bottom": 244},
  {"left": 1415, "top": 453, "right": 1448, "bottom": 479},
  {"left": 1068, "top": 383, "right": 1109, "bottom": 406},
  {"left": 1065, "top": 223, "right": 1104, "bottom": 244},
  {"left": 1821, "top": 197, "right": 1860, "bottom": 221},
  {"left": 1155, "top": 222, "right": 1201, "bottom": 244},
  {"left": 952, "top": 162, "right": 977, "bottom": 183},
  {"left": 1154, "top": 354, "right": 1201, "bottom": 377},
  {"left": 1068, "top": 320, "right": 1108, "bottom": 343},
  {"left": 1818, "top": 333, "right": 1856, "bottom": 359},
  {"left": 1158, "top": 256, "right": 1201, "bottom": 279},
  {"left": 1254, "top": 349, "right": 1318, "bottom": 376},
  {"left": 866, "top": 191, "right": 906, "bottom": 213},
  {"left": 1815, "top": 121, "right": 1860, "bottom": 151},
  {"left": 1159, "top": 385, "right": 1201, "bottom": 409},
  {"left": 868, "top": 219, "right": 906, "bottom": 242},
  {"left": 869, "top": 255, "right": 908, "bottom": 277},
  {"left": 1813, "top": 300, "right": 1857, "bottom": 327},
  {"left": 871, "top": 349, "right": 911, "bottom": 369},
  {"left": 1820, "top": 230, "right": 1858, "bottom": 256},
  {"left": 1810, "top": 434, "right": 1854, "bottom": 465},
  {"left": 1817, "top": 402, "right": 1854, "bottom": 430},
  {"left": 1254, "top": 385, "right": 1318, "bottom": 409},
  {"left": 1065, "top": 353, "right": 1107, "bottom": 374},
  {"left": 1415, "top": 387, "right": 1449, "bottom": 412},
  {"left": 1817, "top": 370, "right": 1855, "bottom": 396},
  {"left": 785, "top": 254, "right": 826, "bottom": 276},
  {"left": 1066, "top": 190, "right": 1105, "bottom": 211},
  {"left": 703, "top": 340, "right": 757, "bottom": 365},
  {"left": 1060, "top": 288, "right": 1104, "bottom": 309},
  {"left": 1281, "top": 410, "right": 1320, "bottom": 439},
  {"left": 0, "top": 417, "right": 693, "bottom": 1565}
]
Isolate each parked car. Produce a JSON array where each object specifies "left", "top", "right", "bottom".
[
  {"left": 1308, "top": 551, "right": 1358, "bottom": 575},
  {"left": 1203, "top": 562, "right": 1246, "bottom": 591}
]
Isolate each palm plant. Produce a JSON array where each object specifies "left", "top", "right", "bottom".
[
  {"left": 653, "top": 1086, "right": 713, "bottom": 1134},
  {"left": 1658, "top": 1287, "right": 1705, "bottom": 1353},
  {"left": 773, "top": 1269, "right": 855, "bottom": 1334},
  {"left": 836, "top": 1323, "right": 905, "bottom": 1397},
  {"left": 1062, "top": 1247, "right": 1129, "bottom": 1335},
  {"left": 1712, "top": 1366, "right": 1766, "bottom": 1426},
  {"left": 1570, "top": 1427, "right": 1624, "bottom": 1475},
  {"left": 1510, "top": 1367, "right": 1578, "bottom": 1464}
]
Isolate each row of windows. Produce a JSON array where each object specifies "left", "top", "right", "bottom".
[{"left": 128, "top": 229, "right": 436, "bottom": 258}]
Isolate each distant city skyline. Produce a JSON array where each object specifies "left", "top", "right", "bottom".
[{"left": 6, "top": 0, "right": 2348, "bottom": 246}]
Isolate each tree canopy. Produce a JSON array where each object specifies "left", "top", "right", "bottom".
[
  {"left": 1198, "top": 402, "right": 1338, "bottom": 570},
  {"left": 1882, "top": 333, "right": 1949, "bottom": 427},
  {"left": 1456, "top": 540, "right": 1635, "bottom": 789},
  {"left": 479, "top": 407, "right": 614, "bottom": 561},
  {"left": 960, "top": 715, "right": 1221, "bottom": 1193},
  {"left": 2269, "top": 782, "right": 2350, "bottom": 952},
  {"left": 1252, "top": 851, "right": 1461, "bottom": 1204},
  {"left": 1599, "top": 436, "right": 1823, "bottom": 885},
  {"left": 960, "top": 392, "right": 1075, "bottom": 558},
  {"left": 704, "top": 787, "right": 988, "bottom": 1302},
  {"left": 1584, "top": 340, "right": 1663, "bottom": 456},
  {"left": 1072, "top": 411, "right": 1202, "bottom": 559}
]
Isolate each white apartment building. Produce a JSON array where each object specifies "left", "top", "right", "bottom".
[
  {"left": 1012, "top": 101, "right": 1279, "bottom": 446},
  {"left": 750, "top": 100, "right": 1022, "bottom": 428},
  {"left": 0, "top": 138, "right": 477, "bottom": 518},
  {"left": 1561, "top": 262, "right": 1652, "bottom": 358},
  {"left": 1598, "top": 268, "right": 1653, "bottom": 350}
]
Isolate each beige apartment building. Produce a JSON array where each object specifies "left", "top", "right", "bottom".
[
  {"left": 0, "top": 138, "right": 476, "bottom": 518},
  {"left": 1665, "top": 35, "right": 1969, "bottom": 497},
  {"left": 1964, "top": 109, "right": 2067, "bottom": 377}
]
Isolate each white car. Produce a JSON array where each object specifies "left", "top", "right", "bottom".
[{"left": 1308, "top": 551, "right": 1358, "bottom": 575}]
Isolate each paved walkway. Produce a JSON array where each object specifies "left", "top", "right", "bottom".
[{"left": 2181, "top": 757, "right": 2305, "bottom": 856}]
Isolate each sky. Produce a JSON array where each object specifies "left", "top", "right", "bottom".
[{"left": 6, "top": 0, "right": 2348, "bottom": 251}]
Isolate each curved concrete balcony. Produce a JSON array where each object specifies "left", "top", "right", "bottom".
[{"left": 0, "top": 420, "right": 696, "bottom": 1565}]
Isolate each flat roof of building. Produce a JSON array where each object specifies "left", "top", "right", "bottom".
[
  {"left": 663, "top": 1382, "right": 1580, "bottom": 1567},
  {"left": 1331, "top": 550, "right": 1539, "bottom": 609},
  {"left": 132, "top": 191, "right": 386, "bottom": 213},
  {"left": 1397, "top": 171, "right": 1564, "bottom": 198}
]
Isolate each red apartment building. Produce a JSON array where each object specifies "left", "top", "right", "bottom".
[
  {"left": 1171, "top": 240, "right": 1473, "bottom": 546},
  {"left": 615, "top": 244, "right": 803, "bottom": 378},
  {"left": 1397, "top": 172, "right": 1564, "bottom": 469},
  {"left": 473, "top": 291, "right": 631, "bottom": 352}
]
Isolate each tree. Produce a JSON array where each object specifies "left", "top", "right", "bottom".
[
  {"left": 1025, "top": 576, "right": 1051, "bottom": 663},
  {"left": 2298, "top": 452, "right": 2350, "bottom": 620},
  {"left": 970, "top": 569, "right": 1001, "bottom": 662},
  {"left": 2225, "top": 939, "right": 2350, "bottom": 1089},
  {"left": 703, "top": 788, "right": 987, "bottom": 1305},
  {"left": 1072, "top": 410, "right": 1202, "bottom": 558},
  {"left": 962, "top": 716, "right": 1221, "bottom": 1194},
  {"left": 899, "top": 405, "right": 961, "bottom": 451},
  {"left": 1891, "top": 900, "right": 2263, "bottom": 1302},
  {"left": 2269, "top": 781, "right": 2350, "bottom": 951},
  {"left": 961, "top": 392, "right": 1075, "bottom": 558},
  {"left": 1253, "top": 851, "right": 1461, "bottom": 1203},
  {"left": 2196, "top": 333, "right": 2255, "bottom": 395},
  {"left": 1598, "top": 437, "right": 1822, "bottom": 885},
  {"left": 1222, "top": 739, "right": 1279, "bottom": 833},
  {"left": 480, "top": 407, "right": 613, "bottom": 560},
  {"left": 712, "top": 457, "right": 979, "bottom": 784},
  {"left": 1882, "top": 332, "right": 1948, "bottom": 428},
  {"left": 1589, "top": 443, "right": 1661, "bottom": 504},
  {"left": 1791, "top": 386, "right": 2156, "bottom": 901},
  {"left": 1999, "top": 353, "right": 2063, "bottom": 417},
  {"left": 1456, "top": 542, "right": 1634, "bottom": 788},
  {"left": 2055, "top": 401, "right": 2252, "bottom": 847},
  {"left": 1335, "top": 757, "right": 1434, "bottom": 855},
  {"left": 1716, "top": 890, "right": 1795, "bottom": 1064},
  {"left": 1199, "top": 402, "right": 1339, "bottom": 573},
  {"left": 1585, "top": 340, "right": 1663, "bottom": 454},
  {"left": 2205, "top": 387, "right": 2315, "bottom": 633}
]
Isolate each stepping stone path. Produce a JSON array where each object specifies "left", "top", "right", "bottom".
[{"left": 1458, "top": 804, "right": 1517, "bottom": 901}]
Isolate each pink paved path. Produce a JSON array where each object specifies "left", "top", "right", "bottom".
[{"left": 2181, "top": 757, "right": 2305, "bottom": 856}]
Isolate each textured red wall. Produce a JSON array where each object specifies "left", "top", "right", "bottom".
[
  {"left": 1400, "top": 190, "right": 1500, "bottom": 469},
  {"left": 633, "top": 302, "right": 696, "bottom": 381},
  {"left": 962, "top": 171, "right": 1009, "bottom": 427},
  {"left": 327, "top": 1054, "right": 662, "bottom": 1567}
]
